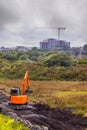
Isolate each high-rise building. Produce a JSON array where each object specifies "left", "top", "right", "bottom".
[{"left": 40, "top": 38, "right": 70, "bottom": 51}]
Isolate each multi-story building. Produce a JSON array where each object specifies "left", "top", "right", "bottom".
[
  {"left": 71, "top": 47, "right": 82, "bottom": 56},
  {"left": 40, "top": 38, "right": 70, "bottom": 51},
  {"left": 16, "top": 46, "right": 30, "bottom": 51},
  {"left": 71, "top": 45, "right": 87, "bottom": 58}
]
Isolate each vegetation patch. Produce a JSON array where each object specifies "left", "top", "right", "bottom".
[
  {"left": 26, "top": 81, "right": 87, "bottom": 115},
  {"left": 0, "top": 114, "right": 28, "bottom": 130},
  {"left": 55, "top": 91, "right": 87, "bottom": 97},
  {"left": 0, "top": 50, "right": 87, "bottom": 80},
  {"left": 55, "top": 91, "right": 87, "bottom": 114}
]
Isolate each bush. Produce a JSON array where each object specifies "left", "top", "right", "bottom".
[
  {"left": 0, "top": 114, "right": 28, "bottom": 130},
  {"left": 44, "top": 53, "right": 77, "bottom": 67},
  {"left": 0, "top": 50, "right": 87, "bottom": 81},
  {"left": 78, "top": 58, "right": 87, "bottom": 64}
]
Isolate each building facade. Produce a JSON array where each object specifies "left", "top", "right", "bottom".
[{"left": 40, "top": 38, "right": 70, "bottom": 51}]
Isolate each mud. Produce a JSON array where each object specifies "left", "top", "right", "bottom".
[{"left": 0, "top": 91, "right": 87, "bottom": 130}]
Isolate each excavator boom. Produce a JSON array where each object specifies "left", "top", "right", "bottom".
[{"left": 22, "top": 71, "right": 30, "bottom": 95}]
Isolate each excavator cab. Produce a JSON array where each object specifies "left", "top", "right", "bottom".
[
  {"left": 10, "top": 87, "right": 32, "bottom": 96},
  {"left": 10, "top": 88, "right": 21, "bottom": 96}
]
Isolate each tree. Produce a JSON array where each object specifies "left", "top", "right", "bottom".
[
  {"left": 31, "top": 47, "right": 38, "bottom": 51},
  {"left": 44, "top": 53, "right": 77, "bottom": 67},
  {"left": 83, "top": 44, "right": 87, "bottom": 52},
  {"left": 29, "top": 52, "right": 39, "bottom": 61}
]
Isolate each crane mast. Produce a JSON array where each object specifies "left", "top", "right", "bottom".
[
  {"left": 57, "top": 27, "right": 66, "bottom": 40},
  {"left": 35, "top": 27, "right": 66, "bottom": 40}
]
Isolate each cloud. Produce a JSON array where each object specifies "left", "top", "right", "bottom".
[
  {"left": 0, "top": 0, "right": 87, "bottom": 47},
  {"left": 0, "top": 0, "right": 21, "bottom": 29}
]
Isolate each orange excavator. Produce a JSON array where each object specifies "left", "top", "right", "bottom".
[{"left": 9, "top": 71, "right": 33, "bottom": 110}]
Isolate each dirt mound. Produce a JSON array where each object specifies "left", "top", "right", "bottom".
[
  {"left": 16, "top": 103, "right": 87, "bottom": 130},
  {"left": 32, "top": 104, "right": 87, "bottom": 130}
]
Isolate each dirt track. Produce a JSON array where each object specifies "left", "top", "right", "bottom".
[{"left": 0, "top": 91, "right": 87, "bottom": 130}]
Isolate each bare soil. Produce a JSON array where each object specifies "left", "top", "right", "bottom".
[{"left": 0, "top": 90, "right": 87, "bottom": 130}]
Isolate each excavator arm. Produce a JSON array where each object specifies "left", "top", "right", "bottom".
[{"left": 22, "top": 71, "right": 30, "bottom": 95}]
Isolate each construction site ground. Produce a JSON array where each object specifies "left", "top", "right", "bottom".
[{"left": 0, "top": 90, "right": 87, "bottom": 130}]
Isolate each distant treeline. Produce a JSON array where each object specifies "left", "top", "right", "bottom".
[{"left": 0, "top": 50, "right": 87, "bottom": 81}]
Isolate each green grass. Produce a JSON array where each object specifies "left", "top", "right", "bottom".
[
  {"left": 55, "top": 91, "right": 87, "bottom": 114},
  {"left": 0, "top": 114, "right": 28, "bottom": 130},
  {"left": 56, "top": 91, "right": 87, "bottom": 96}
]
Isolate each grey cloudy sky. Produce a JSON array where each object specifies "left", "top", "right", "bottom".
[{"left": 0, "top": 0, "right": 87, "bottom": 47}]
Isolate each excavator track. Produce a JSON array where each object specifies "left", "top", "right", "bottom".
[{"left": 8, "top": 103, "right": 35, "bottom": 110}]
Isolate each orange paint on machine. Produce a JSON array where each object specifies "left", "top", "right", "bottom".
[{"left": 10, "top": 71, "right": 32, "bottom": 107}]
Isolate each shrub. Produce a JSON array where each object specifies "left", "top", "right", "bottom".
[{"left": 44, "top": 53, "right": 77, "bottom": 67}]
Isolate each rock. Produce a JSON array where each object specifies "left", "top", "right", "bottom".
[
  {"left": 30, "top": 125, "right": 48, "bottom": 130},
  {"left": 1, "top": 106, "right": 9, "bottom": 114},
  {"left": 7, "top": 112, "right": 20, "bottom": 121},
  {"left": 23, "top": 120, "right": 33, "bottom": 128},
  {"left": 0, "top": 105, "right": 2, "bottom": 112},
  {"left": 42, "top": 127, "right": 48, "bottom": 130},
  {"left": 30, "top": 125, "right": 43, "bottom": 130}
]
